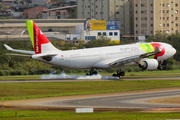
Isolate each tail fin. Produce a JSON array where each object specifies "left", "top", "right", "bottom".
[{"left": 26, "top": 20, "right": 60, "bottom": 54}]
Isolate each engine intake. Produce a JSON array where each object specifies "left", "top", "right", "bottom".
[{"left": 139, "top": 59, "right": 158, "bottom": 70}]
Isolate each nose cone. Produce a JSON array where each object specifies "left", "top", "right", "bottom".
[
  {"left": 172, "top": 47, "right": 176, "bottom": 56},
  {"left": 160, "top": 44, "right": 176, "bottom": 60},
  {"left": 166, "top": 46, "right": 176, "bottom": 58}
]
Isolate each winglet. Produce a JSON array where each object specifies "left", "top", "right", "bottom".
[{"left": 4, "top": 44, "right": 13, "bottom": 51}]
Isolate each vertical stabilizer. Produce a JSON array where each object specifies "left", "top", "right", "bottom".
[{"left": 26, "top": 21, "right": 60, "bottom": 54}]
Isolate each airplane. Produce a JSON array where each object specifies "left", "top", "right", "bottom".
[{"left": 4, "top": 20, "right": 176, "bottom": 78}]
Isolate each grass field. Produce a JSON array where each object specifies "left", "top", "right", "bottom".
[
  {"left": 0, "top": 70, "right": 180, "bottom": 80},
  {"left": 0, "top": 110, "right": 180, "bottom": 120},
  {"left": 0, "top": 70, "right": 180, "bottom": 119},
  {"left": 0, "top": 80, "right": 180, "bottom": 101}
]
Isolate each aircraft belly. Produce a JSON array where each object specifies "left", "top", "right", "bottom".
[
  {"left": 50, "top": 56, "right": 100, "bottom": 69},
  {"left": 70, "top": 57, "right": 99, "bottom": 69}
]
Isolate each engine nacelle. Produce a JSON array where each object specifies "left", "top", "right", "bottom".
[{"left": 139, "top": 59, "right": 158, "bottom": 70}]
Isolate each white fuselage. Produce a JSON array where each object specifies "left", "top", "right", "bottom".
[{"left": 35, "top": 42, "right": 176, "bottom": 69}]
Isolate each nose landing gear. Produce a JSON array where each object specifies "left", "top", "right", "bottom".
[{"left": 158, "top": 61, "right": 163, "bottom": 70}]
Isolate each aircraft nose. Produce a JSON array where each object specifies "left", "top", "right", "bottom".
[{"left": 172, "top": 47, "right": 176, "bottom": 55}]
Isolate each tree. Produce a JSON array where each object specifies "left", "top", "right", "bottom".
[
  {"left": 167, "top": 33, "right": 180, "bottom": 61},
  {"left": 85, "top": 35, "right": 111, "bottom": 48},
  {"left": 147, "top": 31, "right": 169, "bottom": 43}
]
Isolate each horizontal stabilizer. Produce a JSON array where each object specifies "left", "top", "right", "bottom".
[
  {"left": 4, "top": 44, "right": 13, "bottom": 50},
  {"left": 4, "top": 44, "right": 35, "bottom": 55},
  {"left": 5, "top": 53, "right": 31, "bottom": 57}
]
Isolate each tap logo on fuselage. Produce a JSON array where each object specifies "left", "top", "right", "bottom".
[{"left": 139, "top": 43, "right": 165, "bottom": 59}]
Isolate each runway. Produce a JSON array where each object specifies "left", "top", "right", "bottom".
[
  {"left": 0, "top": 76, "right": 180, "bottom": 83},
  {"left": 35, "top": 89, "right": 180, "bottom": 109}
]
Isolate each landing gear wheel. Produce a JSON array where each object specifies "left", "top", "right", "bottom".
[
  {"left": 158, "top": 65, "right": 163, "bottom": 70},
  {"left": 112, "top": 74, "right": 117, "bottom": 77},
  {"left": 93, "top": 71, "right": 98, "bottom": 75},
  {"left": 158, "top": 61, "right": 163, "bottom": 70},
  {"left": 112, "top": 70, "right": 125, "bottom": 79},
  {"left": 86, "top": 69, "right": 98, "bottom": 76},
  {"left": 120, "top": 71, "right": 125, "bottom": 76}
]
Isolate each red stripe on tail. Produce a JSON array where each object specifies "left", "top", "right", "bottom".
[{"left": 33, "top": 22, "right": 49, "bottom": 54}]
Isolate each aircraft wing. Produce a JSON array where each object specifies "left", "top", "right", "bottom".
[
  {"left": 4, "top": 44, "right": 35, "bottom": 55},
  {"left": 109, "top": 46, "right": 161, "bottom": 66}
]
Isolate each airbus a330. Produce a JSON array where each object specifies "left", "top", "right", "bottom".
[{"left": 4, "top": 21, "right": 176, "bottom": 78}]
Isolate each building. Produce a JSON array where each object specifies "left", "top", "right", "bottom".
[
  {"left": 154, "top": 0, "right": 180, "bottom": 35},
  {"left": 84, "top": 20, "right": 120, "bottom": 43},
  {"left": 78, "top": 0, "right": 180, "bottom": 41},
  {"left": 49, "top": 0, "right": 61, "bottom": 5},
  {"left": 61, "top": 0, "right": 77, "bottom": 6},
  {"left": 28, "top": 7, "right": 46, "bottom": 18},
  {"left": 0, "top": 0, "right": 16, "bottom": 3},
  {"left": 77, "top": 0, "right": 133, "bottom": 36},
  {"left": 11, "top": 10, "right": 24, "bottom": 18},
  {"left": 134, "top": 0, "right": 154, "bottom": 41},
  {"left": 42, "top": 5, "right": 76, "bottom": 19},
  {"left": 0, "top": 19, "right": 84, "bottom": 41},
  {"left": 31, "top": 0, "right": 50, "bottom": 5},
  {"left": 42, "top": 11, "right": 57, "bottom": 19},
  {"left": 134, "top": 0, "right": 180, "bottom": 41}
]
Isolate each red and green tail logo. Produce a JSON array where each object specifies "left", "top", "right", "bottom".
[{"left": 26, "top": 21, "right": 49, "bottom": 54}]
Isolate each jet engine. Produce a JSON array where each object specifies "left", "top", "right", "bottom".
[{"left": 139, "top": 59, "right": 158, "bottom": 70}]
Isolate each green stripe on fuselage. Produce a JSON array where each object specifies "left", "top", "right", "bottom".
[
  {"left": 26, "top": 21, "right": 34, "bottom": 48},
  {"left": 139, "top": 44, "right": 155, "bottom": 58}
]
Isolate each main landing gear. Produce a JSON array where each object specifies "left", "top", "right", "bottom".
[
  {"left": 112, "top": 69, "right": 125, "bottom": 79},
  {"left": 86, "top": 68, "right": 98, "bottom": 76},
  {"left": 158, "top": 61, "right": 163, "bottom": 70}
]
